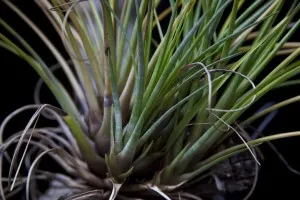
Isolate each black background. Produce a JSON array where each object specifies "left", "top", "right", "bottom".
[{"left": 0, "top": 1, "right": 300, "bottom": 200}]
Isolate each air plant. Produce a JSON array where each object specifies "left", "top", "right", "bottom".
[{"left": 1, "top": 0, "right": 300, "bottom": 199}]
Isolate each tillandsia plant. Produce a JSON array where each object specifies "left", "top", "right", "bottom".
[{"left": 1, "top": 0, "right": 300, "bottom": 199}]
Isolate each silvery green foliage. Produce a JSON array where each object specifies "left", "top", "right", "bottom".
[{"left": 1, "top": 0, "right": 299, "bottom": 199}]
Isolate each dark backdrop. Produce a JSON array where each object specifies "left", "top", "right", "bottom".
[{"left": 0, "top": 1, "right": 300, "bottom": 200}]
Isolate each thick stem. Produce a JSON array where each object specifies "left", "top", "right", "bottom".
[{"left": 95, "top": 0, "right": 115, "bottom": 155}]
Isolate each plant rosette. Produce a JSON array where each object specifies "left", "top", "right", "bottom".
[{"left": 1, "top": 0, "right": 300, "bottom": 199}]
